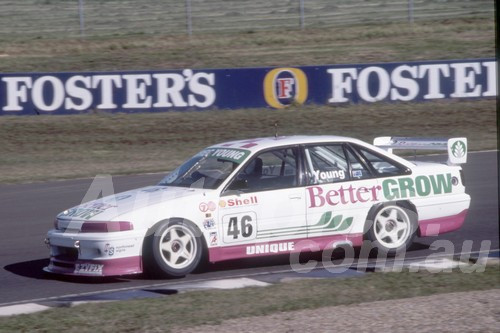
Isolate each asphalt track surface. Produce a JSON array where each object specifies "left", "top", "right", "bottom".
[{"left": 0, "top": 151, "right": 498, "bottom": 306}]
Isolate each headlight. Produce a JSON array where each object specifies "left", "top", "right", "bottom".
[{"left": 80, "top": 221, "right": 134, "bottom": 233}]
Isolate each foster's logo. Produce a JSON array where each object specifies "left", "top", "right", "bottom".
[{"left": 263, "top": 68, "right": 308, "bottom": 109}]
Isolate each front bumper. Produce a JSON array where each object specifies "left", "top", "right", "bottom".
[
  {"left": 44, "top": 256, "right": 142, "bottom": 276},
  {"left": 44, "top": 229, "right": 145, "bottom": 277}
]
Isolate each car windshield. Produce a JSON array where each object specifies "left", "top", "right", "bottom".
[{"left": 158, "top": 147, "right": 251, "bottom": 189}]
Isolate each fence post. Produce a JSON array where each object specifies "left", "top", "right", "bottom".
[
  {"left": 299, "top": 0, "right": 305, "bottom": 29},
  {"left": 408, "top": 0, "right": 414, "bottom": 24},
  {"left": 78, "top": 0, "right": 85, "bottom": 36},
  {"left": 186, "top": 0, "right": 193, "bottom": 36}
]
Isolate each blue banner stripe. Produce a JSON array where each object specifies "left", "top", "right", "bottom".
[{"left": 0, "top": 58, "right": 496, "bottom": 115}]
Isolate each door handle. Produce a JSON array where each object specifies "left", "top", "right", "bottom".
[{"left": 288, "top": 194, "right": 302, "bottom": 200}]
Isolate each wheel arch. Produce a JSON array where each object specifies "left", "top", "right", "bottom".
[
  {"left": 144, "top": 217, "right": 204, "bottom": 238},
  {"left": 363, "top": 200, "right": 418, "bottom": 236}
]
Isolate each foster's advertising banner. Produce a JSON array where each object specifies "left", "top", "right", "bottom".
[{"left": 0, "top": 59, "right": 496, "bottom": 115}]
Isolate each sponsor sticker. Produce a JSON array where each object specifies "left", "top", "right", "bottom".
[
  {"left": 115, "top": 244, "right": 135, "bottom": 254},
  {"left": 307, "top": 173, "right": 453, "bottom": 208},
  {"left": 104, "top": 243, "right": 114, "bottom": 256},
  {"left": 103, "top": 243, "right": 134, "bottom": 256},
  {"left": 220, "top": 195, "right": 258, "bottom": 208},
  {"left": 451, "top": 140, "right": 467, "bottom": 158},
  {"left": 62, "top": 202, "right": 117, "bottom": 219},
  {"left": 206, "top": 148, "right": 250, "bottom": 163},
  {"left": 199, "top": 201, "right": 216, "bottom": 213},
  {"left": 313, "top": 169, "right": 346, "bottom": 181},
  {"left": 246, "top": 242, "right": 295, "bottom": 255},
  {"left": 209, "top": 232, "right": 218, "bottom": 246},
  {"left": 352, "top": 170, "right": 363, "bottom": 178},
  {"left": 203, "top": 218, "right": 216, "bottom": 230},
  {"left": 199, "top": 202, "right": 209, "bottom": 213}
]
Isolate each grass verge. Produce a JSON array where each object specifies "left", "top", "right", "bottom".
[
  {"left": 0, "top": 15, "right": 496, "bottom": 184},
  {"left": 0, "top": 99, "right": 496, "bottom": 184},
  {"left": 0, "top": 17, "right": 494, "bottom": 72},
  {"left": 0, "top": 266, "right": 498, "bottom": 332}
]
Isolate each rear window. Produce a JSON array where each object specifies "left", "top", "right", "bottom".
[{"left": 354, "top": 146, "right": 408, "bottom": 176}]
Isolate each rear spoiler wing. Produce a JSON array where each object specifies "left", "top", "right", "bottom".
[{"left": 373, "top": 137, "right": 467, "bottom": 165}]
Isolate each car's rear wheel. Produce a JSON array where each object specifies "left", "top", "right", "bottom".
[
  {"left": 146, "top": 220, "right": 203, "bottom": 278},
  {"left": 366, "top": 203, "right": 417, "bottom": 256}
]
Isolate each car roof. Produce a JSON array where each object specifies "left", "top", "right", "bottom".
[
  {"left": 208, "top": 135, "right": 416, "bottom": 169},
  {"left": 209, "top": 135, "right": 365, "bottom": 153}
]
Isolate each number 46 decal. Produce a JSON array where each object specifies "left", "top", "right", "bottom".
[{"left": 222, "top": 212, "right": 257, "bottom": 243}]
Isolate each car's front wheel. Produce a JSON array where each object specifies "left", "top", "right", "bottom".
[
  {"left": 365, "top": 203, "right": 417, "bottom": 256},
  {"left": 146, "top": 220, "right": 203, "bottom": 278}
]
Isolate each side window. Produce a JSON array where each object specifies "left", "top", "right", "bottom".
[
  {"left": 345, "top": 148, "right": 372, "bottom": 180},
  {"left": 357, "top": 147, "right": 407, "bottom": 176},
  {"left": 226, "top": 148, "right": 298, "bottom": 192},
  {"left": 304, "top": 145, "right": 349, "bottom": 184}
]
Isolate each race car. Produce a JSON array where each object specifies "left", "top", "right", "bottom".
[{"left": 44, "top": 135, "right": 470, "bottom": 277}]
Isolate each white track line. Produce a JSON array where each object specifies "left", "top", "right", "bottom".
[
  {"left": 0, "top": 278, "right": 269, "bottom": 317},
  {"left": 0, "top": 303, "right": 51, "bottom": 316},
  {"left": 0, "top": 249, "right": 497, "bottom": 317}
]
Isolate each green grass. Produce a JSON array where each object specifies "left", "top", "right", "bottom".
[
  {"left": 0, "top": 14, "right": 496, "bottom": 184},
  {"left": 0, "top": 99, "right": 496, "bottom": 184},
  {"left": 0, "top": 16, "right": 494, "bottom": 72},
  {"left": 0, "top": 267, "right": 498, "bottom": 332},
  {"left": 0, "top": 0, "right": 493, "bottom": 38}
]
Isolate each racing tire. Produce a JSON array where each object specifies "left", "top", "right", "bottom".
[
  {"left": 145, "top": 220, "right": 204, "bottom": 278},
  {"left": 365, "top": 202, "right": 417, "bottom": 257}
]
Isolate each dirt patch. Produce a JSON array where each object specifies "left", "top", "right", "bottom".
[{"left": 183, "top": 289, "right": 500, "bottom": 333}]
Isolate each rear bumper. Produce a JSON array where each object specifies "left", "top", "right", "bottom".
[
  {"left": 418, "top": 209, "right": 468, "bottom": 237},
  {"left": 415, "top": 192, "right": 470, "bottom": 237}
]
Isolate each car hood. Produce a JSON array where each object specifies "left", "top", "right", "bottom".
[{"left": 57, "top": 185, "right": 204, "bottom": 222}]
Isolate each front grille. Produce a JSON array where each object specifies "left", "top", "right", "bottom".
[{"left": 54, "top": 246, "right": 79, "bottom": 261}]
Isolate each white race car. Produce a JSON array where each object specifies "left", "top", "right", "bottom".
[{"left": 44, "top": 135, "right": 470, "bottom": 277}]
